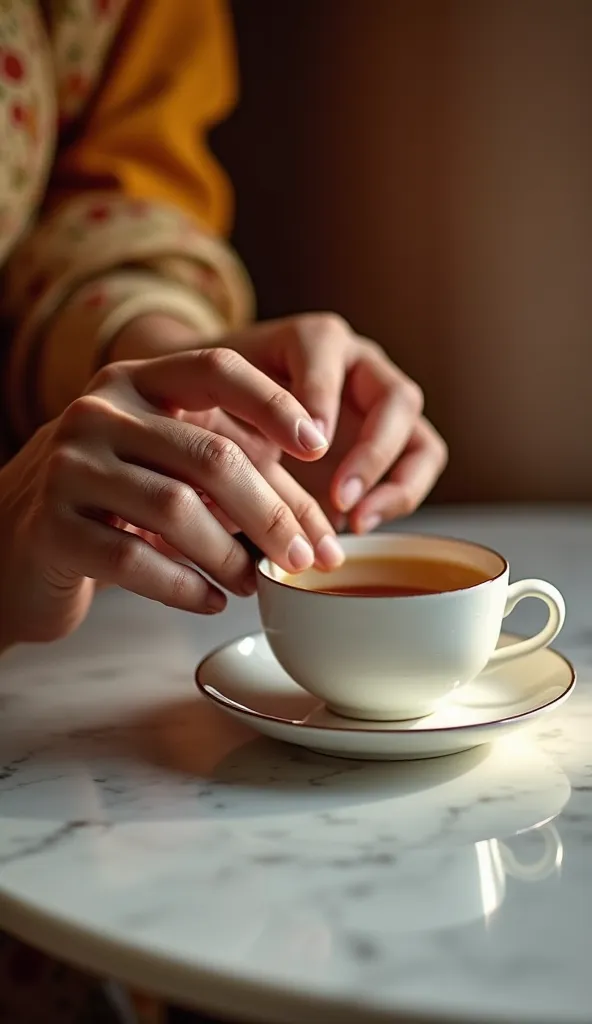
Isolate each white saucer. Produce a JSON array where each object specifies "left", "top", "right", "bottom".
[{"left": 196, "top": 632, "right": 576, "bottom": 761}]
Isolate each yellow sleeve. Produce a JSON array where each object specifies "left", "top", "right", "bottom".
[
  {"left": 50, "top": 0, "right": 237, "bottom": 235},
  {"left": 4, "top": 0, "right": 253, "bottom": 437}
]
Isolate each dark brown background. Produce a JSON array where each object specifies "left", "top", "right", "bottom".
[{"left": 213, "top": 0, "right": 592, "bottom": 503}]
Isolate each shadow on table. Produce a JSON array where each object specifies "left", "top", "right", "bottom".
[
  {"left": 130, "top": 697, "right": 490, "bottom": 790},
  {"left": 0, "top": 698, "right": 570, "bottom": 843},
  {"left": 0, "top": 697, "right": 496, "bottom": 825}
]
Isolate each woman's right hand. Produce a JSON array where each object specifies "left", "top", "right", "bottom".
[{"left": 0, "top": 349, "right": 343, "bottom": 648}]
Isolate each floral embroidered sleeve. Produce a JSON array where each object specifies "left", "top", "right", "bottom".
[{"left": 3, "top": 0, "right": 254, "bottom": 438}]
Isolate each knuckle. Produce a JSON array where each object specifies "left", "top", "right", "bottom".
[
  {"left": 321, "top": 311, "right": 350, "bottom": 337},
  {"left": 90, "top": 361, "right": 127, "bottom": 392},
  {"left": 168, "top": 566, "right": 195, "bottom": 607},
  {"left": 397, "top": 486, "right": 420, "bottom": 518},
  {"left": 433, "top": 433, "right": 449, "bottom": 470},
  {"left": 218, "top": 538, "right": 246, "bottom": 578},
  {"left": 264, "top": 500, "right": 294, "bottom": 538},
  {"left": 311, "top": 311, "right": 349, "bottom": 336},
  {"left": 196, "top": 434, "right": 245, "bottom": 480},
  {"left": 421, "top": 419, "right": 449, "bottom": 471},
  {"left": 151, "top": 479, "right": 197, "bottom": 526},
  {"left": 360, "top": 338, "right": 384, "bottom": 361},
  {"left": 107, "top": 531, "right": 145, "bottom": 579},
  {"left": 296, "top": 311, "right": 350, "bottom": 345},
  {"left": 198, "top": 346, "right": 243, "bottom": 376},
  {"left": 293, "top": 494, "right": 323, "bottom": 527},
  {"left": 56, "top": 394, "right": 114, "bottom": 440},
  {"left": 401, "top": 378, "right": 424, "bottom": 415}
]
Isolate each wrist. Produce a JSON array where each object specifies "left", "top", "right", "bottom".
[{"left": 103, "top": 314, "right": 210, "bottom": 366}]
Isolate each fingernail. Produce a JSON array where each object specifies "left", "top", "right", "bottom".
[
  {"left": 359, "top": 514, "right": 381, "bottom": 534},
  {"left": 206, "top": 590, "right": 227, "bottom": 614},
  {"left": 287, "top": 534, "right": 315, "bottom": 571},
  {"left": 297, "top": 418, "right": 329, "bottom": 451},
  {"left": 338, "top": 476, "right": 364, "bottom": 511},
  {"left": 316, "top": 534, "right": 345, "bottom": 569}
]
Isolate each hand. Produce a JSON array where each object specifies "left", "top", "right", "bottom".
[
  {"left": 112, "top": 313, "right": 448, "bottom": 532},
  {"left": 0, "top": 349, "right": 343, "bottom": 648},
  {"left": 218, "top": 314, "right": 448, "bottom": 532}
]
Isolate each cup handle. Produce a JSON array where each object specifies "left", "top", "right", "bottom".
[
  {"left": 487, "top": 579, "right": 565, "bottom": 667},
  {"left": 499, "top": 823, "right": 563, "bottom": 881}
]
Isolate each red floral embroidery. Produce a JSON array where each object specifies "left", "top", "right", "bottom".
[
  {"left": 128, "top": 198, "right": 150, "bottom": 217},
  {"left": 0, "top": 50, "right": 25, "bottom": 83},
  {"left": 8, "top": 102, "right": 38, "bottom": 143},
  {"left": 87, "top": 204, "right": 112, "bottom": 223},
  {"left": 64, "top": 71, "right": 89, "bottom": 99},
  {"left": 83, "top": 289, "right": 107, "bottom": 309},
  {"left": 10, "top": 102, "right": 26, "bottom": 127},
  {"left": 179, "top": 218, "right": 210, "bottom": 242},
  {"left": 197, "top": 264, "right": 218, "bottom": 285}
]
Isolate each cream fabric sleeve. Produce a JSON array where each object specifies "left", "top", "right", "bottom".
[{"left": 3, "top": 0, "right": 254, "bottom": 437}]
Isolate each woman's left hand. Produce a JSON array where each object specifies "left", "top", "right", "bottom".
[{"left": 112, "top": 312, "right": 448, "bottom": 532}]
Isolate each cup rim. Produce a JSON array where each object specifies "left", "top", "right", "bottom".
[{"left": 256, "top": 531, "right": 508, "bottom": 597}]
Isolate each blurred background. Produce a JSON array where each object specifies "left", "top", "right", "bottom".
[{"left": 213, "top": 0, "right": 592, "bottom": 505}]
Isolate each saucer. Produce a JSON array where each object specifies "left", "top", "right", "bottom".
[{"left": 195, "top": 633, "right": 576, "bottom": 761}]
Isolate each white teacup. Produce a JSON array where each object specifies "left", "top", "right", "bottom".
[{"left": 257, "top": 533, "right": 566, "bottom": 721}]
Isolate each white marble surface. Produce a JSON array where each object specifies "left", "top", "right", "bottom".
[{"left": 1, "top": 508, "right": 592, "bottom": 1024}]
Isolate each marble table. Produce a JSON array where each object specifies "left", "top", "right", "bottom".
[{"left": 1, "top": 508, "right": 591, "bottom": 1024}]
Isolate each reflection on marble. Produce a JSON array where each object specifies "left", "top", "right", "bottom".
[{"left": 0, "top": 509, "right": 591, "bottom": 1023}]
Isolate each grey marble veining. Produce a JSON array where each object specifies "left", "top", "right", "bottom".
[{"left": 0, "top": 508, "right": 591, "bottom": 1024}]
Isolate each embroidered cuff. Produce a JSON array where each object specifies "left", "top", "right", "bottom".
[
  {"left": 4, "top": 193, "right": 254, "bottom": 436},
  {"left": 37, "top": 271, "right": 225, "bottom": 424}
]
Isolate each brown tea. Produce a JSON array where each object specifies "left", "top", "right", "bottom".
[
  {"left": 314, "top": 582, "right": 441, "bottom": 597},
  {"left": 283, "top": 555, "right": 489, "bottom": 597}
]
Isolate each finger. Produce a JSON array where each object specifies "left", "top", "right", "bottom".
[
  {"left": 331, "top": 361, "right": 424, "bottom": 513},
  {"left": 129, "top": 505, "right": 242, "bottom": 549},
  {"left": 263, "top": 462, "right": 345, "bottom": 570},
  {"left": 187, "top": 412, "right": 281, "bottom": 531},
  {"left": 199, "top": 495, "right": 243, "bottom": 537},
  {"left": 59, "top": 513, "right": 227, "bottom": 614},
  {"left": 70, "top": 460, "right": 256, "bottom": 596},
  {"left": 348, "top": 419, "right": 448, "bottom": 533},
  {"left": 181, "top": 407, "right": 281, "bottom": 469},
  {"left": 331, "top": 389, "right": 420, "bottom": 513},
  {"left": 283, "top": 315, "right": 350, "bottom": 442},
  {"left": 178, "top": 416, "right": 250, "bottom": 534},
  {"left": 107, "top": 349, "right": 330, "bottom": 460},
  {"left": 113, "top": 417, "right": 317, "bottom": 575}
]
